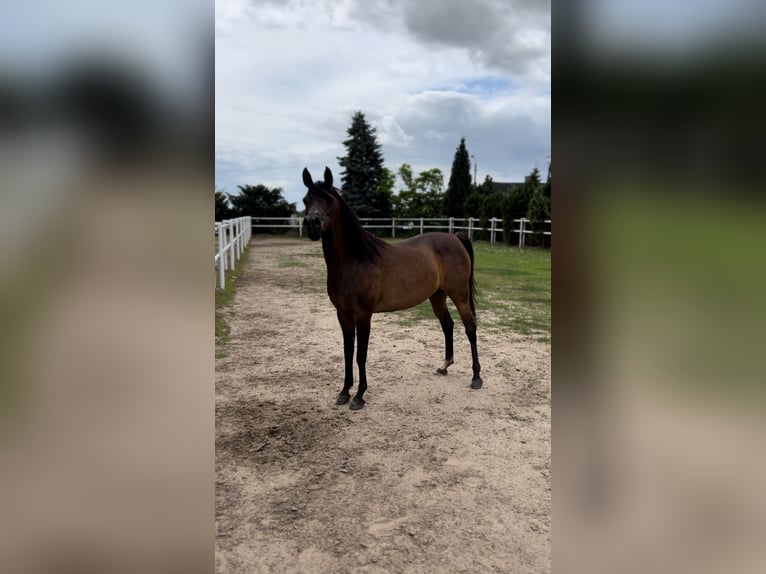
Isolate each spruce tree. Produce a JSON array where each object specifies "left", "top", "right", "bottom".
[
  {"left": 444, "top": 137, "right": 473, "bottom": 217},
  {"left": 337, "top": 111, "right": 391, "bottom": 218}
]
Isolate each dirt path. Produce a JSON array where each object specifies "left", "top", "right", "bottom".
[{"left": 216, "top": 237, "right": 550, "bottom": 573}]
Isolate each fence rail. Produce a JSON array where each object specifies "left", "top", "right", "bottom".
[
  {"left": 215, "top": 216, "right": 252, "bottom": 288},
  {"left": 249, "top": 216, "right": 551, "bottom": 247}
]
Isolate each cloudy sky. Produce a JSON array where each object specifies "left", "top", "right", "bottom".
[{"left": 215, "top": 0, "right": 551, "bottom": 206}]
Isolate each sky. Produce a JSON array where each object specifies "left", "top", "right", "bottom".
[
  {"left": 215, "top": 0, "right": 551, "bottom": 206},
  {"left": 1, "top": 0, "right": 763, "bottom": 211}
]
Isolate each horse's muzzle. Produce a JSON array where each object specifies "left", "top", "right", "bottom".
[{"left": 305, "top": 216, "right": 321, "bottom": 240}]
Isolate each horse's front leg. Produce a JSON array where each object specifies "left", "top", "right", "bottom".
[
  {"left": 350, "top": 314, "right": 371, "bottom": 410},
  {"left": 336, "top": 310, "right": 355, "bottom": 405}
]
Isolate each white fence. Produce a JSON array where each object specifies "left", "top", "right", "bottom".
[
  {"left": 250, "top": 216, "right": 551, "bottom": 247},
  {"left": 215, "top": 216, "right": 252, "bottom": 288}
]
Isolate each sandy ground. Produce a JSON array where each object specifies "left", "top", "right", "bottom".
[{"left": 215, "top": 237, "right": 550, "bottom": 573}]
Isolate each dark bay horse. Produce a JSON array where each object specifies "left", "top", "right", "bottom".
[{"left": 302, "top": 167, "right": 482, "bottom": 410}]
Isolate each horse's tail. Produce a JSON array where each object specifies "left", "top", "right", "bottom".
[{"left": 455, "top": 232, "right": 477, "bottom": 317}]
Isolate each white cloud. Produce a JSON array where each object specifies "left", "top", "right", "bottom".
[
  {"left": 376, "top": 116, "right": 414, "bottom": 147},
  {"left": 215, "top": 0, "right": 550, "bottom": 206}
]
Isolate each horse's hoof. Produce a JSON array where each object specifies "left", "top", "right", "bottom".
[
  {"left": 336, "top": 393, "right": 351, "bottom": 405},
  {"left": 470, "top": 377, "right": 483, "bottom": 389},
  {"left": 436, "top": 367, "right": 448, "bottom": 375},
  {"left": 349, "top": 397, "right": 365, "bottom": 410}
]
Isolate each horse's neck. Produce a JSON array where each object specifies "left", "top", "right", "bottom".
[
  {"left": 322, "top": 228, "right": 361, "bottom": 277},
  {"left": 321, "top": 229, "right": 349, "bottom": 273}
]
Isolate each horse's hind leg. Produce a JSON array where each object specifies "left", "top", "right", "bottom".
[
  {"left": 429, "top": 290, "right": 454, "bottom": 375},
  {"left": 452, "top": 298, "right": 482, "bottom": 389}
]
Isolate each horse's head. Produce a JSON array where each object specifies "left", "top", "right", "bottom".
[{"left": 302, "top": 167, "right": 338, "bottom": 241}]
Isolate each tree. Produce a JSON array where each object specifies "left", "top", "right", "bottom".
[
  {"left": 502, "top": 167, "right": 543, "bottom": 245},
  {"left": 393, "top": 163, "right": 445, "bottom": 218},
  {"left": 469, "top": 176, "right": 501, "bottom": 240},
  {"left": 215, "top": 188, "right": 233, "bottom": 221},
  {"left": 527, "top": 187, "right": 551, "bottom": 247},
  {"left": 337, "top": 111, "right": 391, "bottom": 218},
  {"left": 229, "top": 184, "right": 295, "bottom": 218},
  {"left": 477, "top": 174, "right": 494, "bottom": 197},
  {"left": 393, "top": 163, "right": 416, "bottom": 217},
  {"left": 542, "top": 161, "right": 551, "bottom": 202},
  {"left": 416, "top": 168, "right": 446, "bottom": 216},
  {"left": 479, "top": 192, "right": 510, "bottom": 241},
  {"left": 527, "top": 186, "right": 551, "bottom": 245},
  {"left": 502, "top": 187, "right": 532, "bottom": 244},
  {"left": 527, "top": 166, "right": 542, "bottom": 189},
  {"left": 464, "top": 191, "right": 483, "bottom": 220},
  {"left": 376, "top": 167, "right": 397, "bottom": 213},
  {"left": 527, "top": 161, "right": 551, "bottom": 247},
  {"left": 481, "top": 192, "right": 506, "bottom": 221},
  {"left": 444, "top": 137, "right": 474, "bottom": 217}
]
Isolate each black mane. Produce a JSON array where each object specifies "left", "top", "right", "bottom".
[{"left": 317, "top": 182, "right": 389, "bottom": 263}]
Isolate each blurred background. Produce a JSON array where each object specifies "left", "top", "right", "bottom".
[
  {"left": 3, "top": 0, "right": 766, "bottom": 573},
  {"left": 554, "top": 1, "right": 766, "bottom": 573},
  {"left": 0, "top": 1, "right": 212, "bottom": 573}
]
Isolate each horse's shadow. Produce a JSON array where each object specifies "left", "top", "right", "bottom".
[{"left": 216, "top": 397, "right": 351, "bottom": 467}]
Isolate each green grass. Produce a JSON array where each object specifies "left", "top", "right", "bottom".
[
  {"left": 392, "top": 240, "right": 551, "bottom": 341},
  {"left": 592, "top": 191, "right": 766, "bottom": 398},
  {"left": 215, "top": 245, "right": 251, "bottom": 358}
]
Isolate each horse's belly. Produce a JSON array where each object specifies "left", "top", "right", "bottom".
[{"left": 373, "top": 281, "right": 436, "bottom": 313}]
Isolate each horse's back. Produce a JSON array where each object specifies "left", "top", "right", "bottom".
[{"left": 398, "top": 232, "right": 470, "bottom": 263}]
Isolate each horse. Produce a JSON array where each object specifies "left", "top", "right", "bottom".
[{"left": 302, "top": 167, "right": 482, "bottom": 410}]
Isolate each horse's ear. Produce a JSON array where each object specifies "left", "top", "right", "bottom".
[
  {"left": 323, "top": 167, "right": 333, "bottom": 188},
  {"left": 302, "top": 168, "right": 313, "bottom": 188}
]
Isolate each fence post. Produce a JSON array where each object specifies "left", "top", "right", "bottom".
[
  {"left": 233, "top": 220, "right": 238, "bottom": 259},
  {"left": 217, "top": 222, "right": 225, "bottom": 288},
  {"left": 518, "top": 218, "right": 525, "bottom": 248},
  {"left": 490, "top": 217, "right": 496, "bottom": 244},
  {"left": 219, "top": 222, "right": 226, "bottom": 271},
  {"left": 523, "top": 218, "right": 528, "bottom": 248},
  {"left": 449, "top": 217, "right": 453, "bottom": 234},
  {"left": 228, "top": 221, "right": 235, "bottom": 269},
  {"left": 237, "top": 218, "right": 242, "bottom": 256},
  {"left": 420, "top": 217, "right": 424, "bottom": 235},
  {"left": 239, "top": 218, "right": 243, "bottom": 256},
  {"left": 392, "top": 217, "right": 396, "bottom": 238},
  {"left": 235, "top": 219, "right": 241, "bottom": 260},
  {"left": 468, "top": 217, "right": 473, "bottom": 240}
]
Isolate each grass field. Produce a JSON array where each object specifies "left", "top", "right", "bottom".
[
  {"left": 593, "top": 192, "right": 765, "bottom": 396},
  {"left": 215, "top": 245, "right": 251, "bottom": 358}
]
